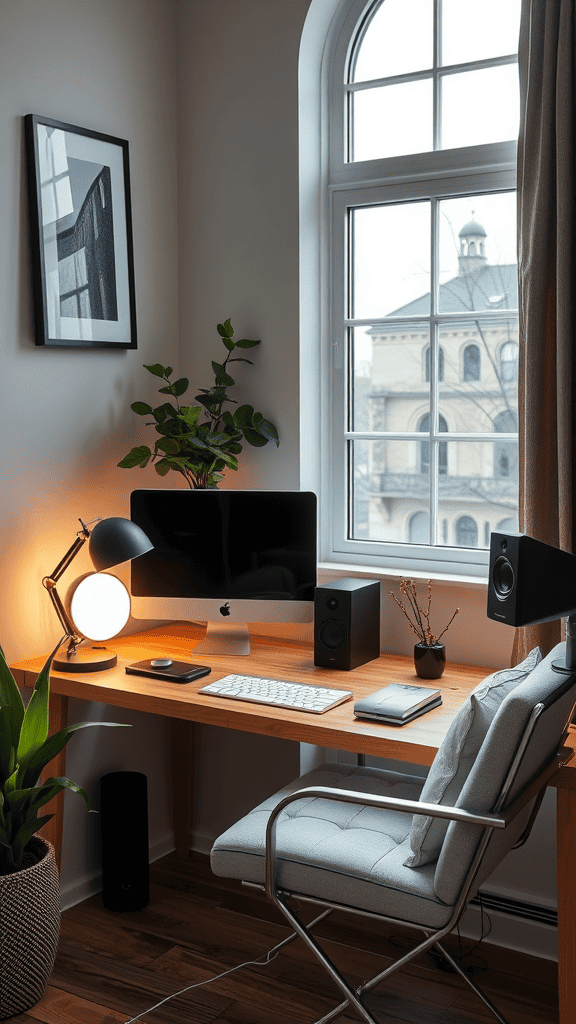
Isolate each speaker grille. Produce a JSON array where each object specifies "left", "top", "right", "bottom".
[{"left": 318, "top": 619, "right": 347, "bottom": 651}]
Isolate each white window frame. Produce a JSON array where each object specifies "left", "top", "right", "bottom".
[{"left": 321, "top": 0, "right": 518, "bottom": 578}]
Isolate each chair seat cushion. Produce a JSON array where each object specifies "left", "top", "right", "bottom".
[{"left": 210, "top": 763, "right": 454, "bottom": 928}]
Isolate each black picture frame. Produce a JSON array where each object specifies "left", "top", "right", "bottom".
[{"left": 25, "top": 114, "right": 137, "bottom": 349}]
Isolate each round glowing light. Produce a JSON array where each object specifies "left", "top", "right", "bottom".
[{"left": 69, "top": 573, "right": 130, "bottom": 641}]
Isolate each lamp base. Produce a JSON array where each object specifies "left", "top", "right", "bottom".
[{"left": 53, "top": 644, "right": 117, "bottom": 672}]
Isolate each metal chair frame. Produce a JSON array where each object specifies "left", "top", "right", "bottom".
[{"left": 244, "top": 695, "right": 574, "bottom": 1024}]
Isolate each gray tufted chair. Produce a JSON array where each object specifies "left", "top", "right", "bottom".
[{"left": 211, "top": 644, "right": 576, "bottom": 1024}]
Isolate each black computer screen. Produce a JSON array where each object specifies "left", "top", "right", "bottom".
[{"left": 130, "top": 489, "right": 317, "bottom": 602}]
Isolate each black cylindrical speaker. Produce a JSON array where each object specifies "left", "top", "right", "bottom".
[
  {"left": 100, "top": 771, "right": 150, "bottom": 912},
  {"left": 314, "top": 578, "right": 380, "bottom": 670}
]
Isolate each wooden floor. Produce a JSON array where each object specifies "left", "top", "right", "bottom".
[{"left": 13, "top": 851, "right": 558, "bottom": 1024}]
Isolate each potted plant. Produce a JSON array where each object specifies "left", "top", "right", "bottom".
[
  {"left": 118, "top": 318, "right": 279, "bottom": 489},
  {"left": 390, "top": 578, "right": 459, "bottom": 679},
  {"left": 0, "top": 643, "right": 128, "bottom": 1019}
]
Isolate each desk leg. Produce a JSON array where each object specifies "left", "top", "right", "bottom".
[
  {"left": 557, "top": 787, "right": 576, "bottom": 1023},
  {"left": 171, "top": 718, "right": 194, "bottom": 859},
  {"left": 39, "top": 692, "right": 69, "bottom": 872}
]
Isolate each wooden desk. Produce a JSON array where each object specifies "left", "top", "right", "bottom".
[{"left": 10, "top": 623, "right": 576, "bottom": 1022}]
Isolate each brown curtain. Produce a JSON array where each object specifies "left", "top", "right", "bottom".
[{"left": 512, "top": 0, "right": 576, "bottom": 663}]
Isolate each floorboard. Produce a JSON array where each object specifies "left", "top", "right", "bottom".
[{"left": 9, "top": 851, "right": 558, "bottom": 1024}]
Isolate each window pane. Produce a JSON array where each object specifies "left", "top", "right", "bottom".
[
  {"left": 352, "top": 79, "right": 433, "bottom": 162},
  {"left": 352, "top": 202, "right": 430, "bottom": 320},
  {"left": 437, "top": 440, "right": 518, "bottom": 547},
  {"left": 351, "top": 439, "right": 429, "bottom": 543},
  {"left": 438, "top": 192, "right": 518, "bottom": 314},
  {"left": 353, "top": 325, "right": 431, "bottom": 432},
  {"left": 441, "top": 64, "right": 520, "bottom": 149},
  {"left": 352, "top": 0, "right": 433, "bottom": 83},
  {"left": 442, "top": 0, "right": 521, "bottom": 67}
]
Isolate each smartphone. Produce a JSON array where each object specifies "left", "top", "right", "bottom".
[{"left": 125, "top": 659, "right": 211, "bottom": 683}]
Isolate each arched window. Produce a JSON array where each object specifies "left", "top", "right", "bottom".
[
  {"left": 497, "top": 516, "right": 519, "bottom": 533},
  {"left": 494, "top": 409, "right": 518, "bottom": 479},
  {"left": 323, "top": 0, "right": 521, "bottom": 572},
  {"left": 424, "top": 345, "right": 444, "bottom": 382},
  {"left": 409, "top": 511, "right": 429, "bottom": 544},
  {"left": 463, "top": 343, "right": 480, "bottom": 381},
  {"left": 456, "top": 516, "right": 478, "bottom": 547},
  {"left": 418, "top": 413, "right": 448, "bottom": 475},
  {"left": 500, "top": 342, "right": 519, "bottom": 383}
]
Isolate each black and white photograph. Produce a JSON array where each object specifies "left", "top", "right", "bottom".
[{"left": 25, "top": 114, "right": 137, "bottom": 348}]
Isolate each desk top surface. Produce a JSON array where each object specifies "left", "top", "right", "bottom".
[{"left": 11, "top": 623, "right": 576, "bottom": 780}]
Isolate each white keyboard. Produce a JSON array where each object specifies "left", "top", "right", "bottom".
[{"left": 199, "top": 673, "right": 353, "bottom": 714}]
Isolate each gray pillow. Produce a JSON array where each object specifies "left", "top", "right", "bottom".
[{"left": 404, "top": 647, "right": 542, "bottom": 869}]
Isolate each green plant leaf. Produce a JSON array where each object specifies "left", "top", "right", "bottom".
[
  {"left": 171, "top": 377, "right": 189, "bottom": 397},
  {"left": 130, "top": 401, "right": 153, "bottom": 415},
  {"left": 216, "top": 450, "right": 239, "bottom": 470},
  {"left": 242, "top": 427, "right": 270, "bottom": 447},
  {"left": 16, "top": 648, "right": 55, "bottom": 767},
  {"left": 234, "top": 404, "right": 255, "bottom": 428},
  {"left": 222, "top": 336, "right": 235, "bottom": 352},
  {"left": 216, "top": 371, "right": 235, "bottom": 387},
  {"left": 216, "top": 319, "right": 234, "bottom": 339},
  {"left": 180, "top": 406, "right": 201, "bottom": 428},
  {"left": 144, "top": 363, "right": 168, "bottom": 377},
  {"left": 118, "top": 446, "right": 151, "bottom": 469},
  {"left": 152, "top": 403, "right": 175, "bottom": 423},
  {"left": 158, "top": 384, "right": 176, "bottom": 395},
  {"left": 155, "top": 437, "right": 180, "bottom": 455},
  {"left": 211, "top": 361, "right": 224, "bottom": 377},
  {"left": 235, "top": 339, "right": 260, "bottom": 348},
  {"left": 13, "top": 815, "right": 52, "bottom": 856},
  {"left": 154, "top": 459, "right": 173, "bottom": 477},
  {"left": 196, "top": 394, "right": 219, "bottom": 412},
  {"left": 255, "top": 418, "right": 280, "bottom": 445},
  {"left": 20, "top": 721, "right": 130, "bottom": 791},
  {"left": 0, "top": 647, "right": 26, "bottom": 750}
]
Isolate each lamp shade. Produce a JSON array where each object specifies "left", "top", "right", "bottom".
[
  {"left": 69, "top": 572, "right": 131, "bottom": 641},
  {"left": 88, "top": 517, "right": 153, "bottom": 572}
]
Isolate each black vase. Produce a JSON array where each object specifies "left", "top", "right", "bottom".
[{"left": 414, "top": 642, "right": 446, "bottom": 679}]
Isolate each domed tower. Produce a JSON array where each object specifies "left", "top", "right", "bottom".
[{"left": 458, "top": 215, "right": 487, "bottom": 275}]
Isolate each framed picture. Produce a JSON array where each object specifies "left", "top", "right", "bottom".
[{"left": 25, "top": 114, "right": 137, "bottom": 349}]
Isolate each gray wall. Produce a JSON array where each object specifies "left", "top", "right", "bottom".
[{"left": 0, "top": 0, "right": 180, "bottom": 904}]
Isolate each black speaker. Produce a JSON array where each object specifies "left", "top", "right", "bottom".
[
  {"left": 487, "top": 532, "right": 576, "bottom": 627},
  {"left": 101, "top": 771, "right": 150, "bottom": 912},
  {"left": 314, "top": 578, "right": 380, "bottom": 670}
]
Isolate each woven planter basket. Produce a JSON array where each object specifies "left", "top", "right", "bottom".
[{"left": 0, "top": 837, "right": 60, "bottom": 1019}]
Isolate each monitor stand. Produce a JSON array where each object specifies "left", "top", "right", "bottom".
[{"left": 193, "top": 621, "right": 251, "bottom": 657}]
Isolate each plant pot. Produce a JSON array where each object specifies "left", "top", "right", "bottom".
[
  {"left": 414, "top": 642, "right": 446, "bottom": 679},
  {"left": 0, "top": 837, "right": 60, "bottom": 1019}
]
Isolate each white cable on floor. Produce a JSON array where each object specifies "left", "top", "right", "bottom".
[{"left": 122, "top": 936, "right": 286, "bottom": 1023}]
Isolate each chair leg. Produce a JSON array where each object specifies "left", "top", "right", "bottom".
[
  {"left": 433, "top": 940, "right": 511, "bottom": 1024},
  {"left": 274, "top": 892, "right": 380, "bottom": 1024}
]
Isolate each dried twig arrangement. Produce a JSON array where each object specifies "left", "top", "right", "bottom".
[{"left": 390, "top": 578, "right": 459, "bottom": 646}]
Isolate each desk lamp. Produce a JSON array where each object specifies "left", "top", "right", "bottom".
[
  {"left": 42, "top": 516, "right": 153, "bottom": 672},
  {"left": 487, "top": 531, "right": 576, "bottom": 672}
]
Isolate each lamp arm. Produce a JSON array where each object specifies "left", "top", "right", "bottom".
[
  {"left": 42, "top": 521, "right": 94, "bottom": 651},
  {"left": 44, "top": 526, "right": 90, "bottom": 586},
  {"left": 45, "top": 584, "right": 81, "bottom": 647}
]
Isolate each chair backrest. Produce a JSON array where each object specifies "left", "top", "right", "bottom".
[{"left": 433, "top": 642, "right": 576, "bottom": 905}]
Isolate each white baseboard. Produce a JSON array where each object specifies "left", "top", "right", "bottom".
[{"left": 59, "top": 832, "right": 176, "bottom": 912}]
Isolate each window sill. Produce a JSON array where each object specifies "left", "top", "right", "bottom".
[{"left": 318, "top": 561, "right": 488, "bottom": 591}]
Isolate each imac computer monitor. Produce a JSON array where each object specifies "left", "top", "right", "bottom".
[{"left": 130, "top": 489, "right": 317, "bottom": 655}]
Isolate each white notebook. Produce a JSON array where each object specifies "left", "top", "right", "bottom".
[{"left": 353, "top": 683, "right": 442, "bottom": 725}]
